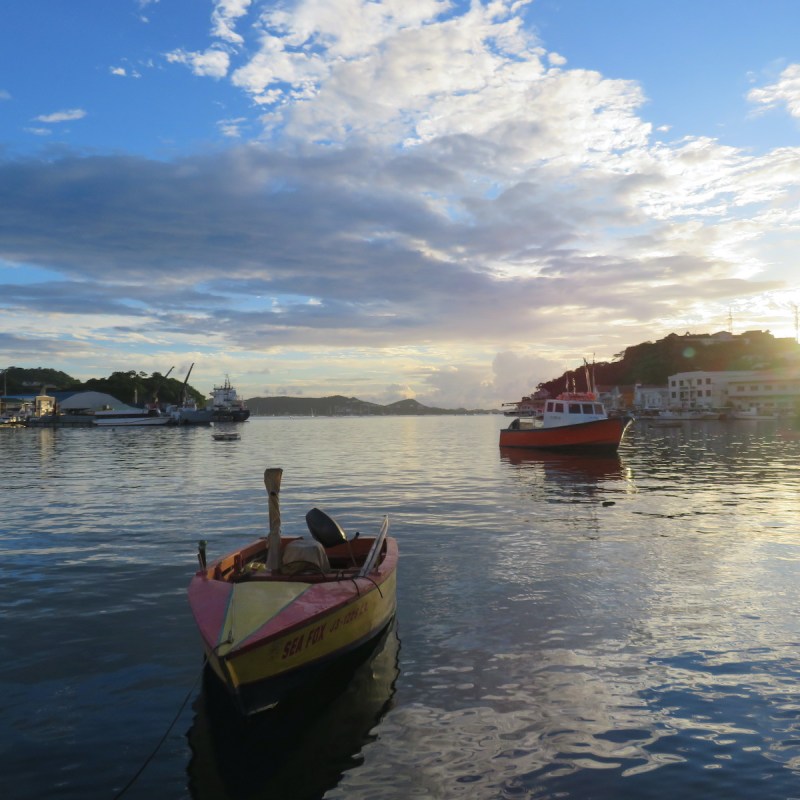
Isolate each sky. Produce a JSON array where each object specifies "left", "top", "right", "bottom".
[{"left": 1, "top": 0, "right": 800, "bottom": 409}]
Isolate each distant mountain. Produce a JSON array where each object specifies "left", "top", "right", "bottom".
[
  {"left": 245, "top": 394, "right": 493, "bottom": 416},
  {"left": 10, "top": 329, "right": 798, "bottom": 413}
]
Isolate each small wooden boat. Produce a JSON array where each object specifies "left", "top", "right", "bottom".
[
  {"left": 729, "top": 407, "right": 777, "bottom": 420},
  {"left": 649, "top": 418, "right": 683, "bottom": 428},
  {"left": 188, "top": 468, "right": 397, "bottom": 715},
  {"left": 212, "top": 431, "right": 240, "bottom": 441},
  {"left": 657, "top": 409, "right": 722, "bottom": 421}
]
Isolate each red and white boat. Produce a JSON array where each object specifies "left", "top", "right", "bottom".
[
  {"left": 500, "top": 367, "right": 632, "bottom": 452},
  {"left": 188, "top": 468, "right": 397, "bottom": 715}
]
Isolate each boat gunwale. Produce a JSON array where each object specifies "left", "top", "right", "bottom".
[
  {"left": 196, "top": 534, "right": 394, "bottom": 583},
  {"left": 189, "top": 536, "right": 398, "bottom": 656},
  {"left": 501, "top": 417, "right": 630, "bottom": 435}
]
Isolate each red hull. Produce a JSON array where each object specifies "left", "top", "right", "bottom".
[{"left": 499, "top": 417, "right": 631, "bottom": 452}]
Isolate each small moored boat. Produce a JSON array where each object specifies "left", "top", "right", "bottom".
[
  {"left": 188, "top": 468, "right": 398, "bottom": 715},
  {"left": 658, "top": 408, "right": 722, "bottom": 421},
  {"left": 649, "top": 418, "right": 683, "bottom": 428},
  {"left": 212, "top": 431, "right": 240, "bottom": 441},
  {"left": 500, "top": 365, "right": 631, "bottom": 452}
]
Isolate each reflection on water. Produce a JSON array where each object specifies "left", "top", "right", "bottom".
[
  {"left": 500, "top": 447, "right": 627, "bottom": 484},
  {"left": 186, "top": 621, "right": 400, "bottom": 800},
  {"left": 4, "top": 417, "right": 800, "bottom": 799}
]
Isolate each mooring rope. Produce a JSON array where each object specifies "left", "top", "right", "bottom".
[{"left": 111, "top": 658, "right": 207, "bottom": 799}]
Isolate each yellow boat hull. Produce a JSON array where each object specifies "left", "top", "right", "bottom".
[{"left": 190, "top": 532, "right": 398, "bottom": 715}]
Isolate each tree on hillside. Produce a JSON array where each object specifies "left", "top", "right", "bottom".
[
  {"left": 82, "top": 370, "right": 205, "bottom": 406},
  {"left": 1, "top": 366, "right": 81, "bottom": 394},
  {"left": 538, "top": 331, "right": 800, "bottom": 395}
]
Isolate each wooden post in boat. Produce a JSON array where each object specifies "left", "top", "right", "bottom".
[{"left": 264, "top": 467, "right": 283, "bottom": 572}]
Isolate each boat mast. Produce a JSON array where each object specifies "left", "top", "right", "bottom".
[{"left": 264, "top": 468, "right": 283, "bottom": 572}]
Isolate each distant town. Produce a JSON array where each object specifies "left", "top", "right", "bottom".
[{"left": 2, "top": 329, "right": 800, "bottom": 424}]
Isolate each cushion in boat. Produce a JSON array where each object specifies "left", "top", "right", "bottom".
[{"left": 281, "top": 539, "right": 330, "bottom": 573}]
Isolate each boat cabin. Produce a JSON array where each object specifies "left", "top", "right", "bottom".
[
  {"left": 508, "top": 391, "right": 609, "bottom": 430},
  {"left": 541, "top": 394, "right": 607, "bottom": 427}
]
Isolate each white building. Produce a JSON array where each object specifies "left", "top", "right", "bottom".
[
  {"left": 633, "top": 384, "right": 670, "bottom": 411},
  {"left": 667, "top": 369, "right": 800, "bottom": 416},
  {"left": 666, "top": 370, "right": 749, "bottom": 410},
  {"left": 724, "top": 371, "right": 800, "bottom": 417}
]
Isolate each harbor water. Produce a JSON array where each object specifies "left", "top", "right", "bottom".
[{"left": 2, "top": 415, "right": 800, "bottom": 799}]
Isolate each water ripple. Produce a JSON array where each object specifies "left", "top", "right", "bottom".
[{"left": 3, "top": 417, "right": 800, "bottom": 798}]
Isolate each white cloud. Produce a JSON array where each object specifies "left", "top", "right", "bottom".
[
  {"left": 137, "top": 0, "right": 159, "bottom": 19},
  {"left": 233, "top": 0, "right": 542, "bottom": 145},
  {"left": 4, "top": 1, "right": 800, "bottom": 406},
  {"left": 211, "top": 0, "right": 253, "bottom": 44},
  {"left": 0, "top": 89, "right": 11, "bottom": 101},
  {"left": 218, "top": 117, "right": 248, "bottom": 137},
  {"left": 35, "top": 108, "right": 87, "bottom": 123},
  {"left": 110, "top": 63, "right": 143, "bottom": 79},
  {"left": 748, "top": 64, "right": 800, "bottom": 118},
  {"left": 166, "top": 48, "right": 230, "bottom": 78}
]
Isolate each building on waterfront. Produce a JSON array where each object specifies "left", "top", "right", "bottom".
[
  {"left": 724, "top": 371, "right": 800, "bottom": 417},
  {"left": 633, "top": 384, "right": 671, "bottom": 412},
  {"left": 666, "top": 370, "right": 751, "bottom": 410},
  {"left": 6, "top": 390, "right": 137, "bottom": 425},
  {"left": 667, "top": 369, "right": 800, "bottom": 417},
  {"left": 57, "top": 391, "right": 132, "bottom": 413},
  {"left": 595, "top": 384, "right": 637, "bottom": 413},
  {"left": 1, "top": 392, "right": 38, "bottom": 419}
]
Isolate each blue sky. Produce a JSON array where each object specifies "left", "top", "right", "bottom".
[{"left": 2, "top": 0, "right": 799, "bottom": 407}]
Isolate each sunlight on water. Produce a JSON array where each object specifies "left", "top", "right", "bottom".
[{"left": 2, "top": 417, "right": 800, "bottom": 798}]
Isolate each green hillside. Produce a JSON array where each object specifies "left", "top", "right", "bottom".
[
  {"left": 6, "top": 330, "right": 798, "bottom": 412},
  {"left": 538, "top": 330, "right": 799, "bottom": 395},
  {"left": 2, "top": 367, "right": 205, "bottom": 407}
]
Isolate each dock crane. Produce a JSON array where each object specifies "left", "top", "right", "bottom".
[{"left": 181, "top": 363, "right": 195, "bottom": 406}]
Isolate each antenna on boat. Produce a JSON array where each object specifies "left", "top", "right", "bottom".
[{"left": 264, "top": 468, "right": 283, "bottom": 572}]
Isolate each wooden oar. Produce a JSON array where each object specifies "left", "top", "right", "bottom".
[
  {"left": 264, "top": 468, "right": 283, "bottom": 572},
  {"left": 359, "top": 515, "right": 389, "bottom": 578}
]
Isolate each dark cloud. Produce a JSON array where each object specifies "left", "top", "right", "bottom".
[{"left": 0, "top": 138, "right": 793, "bottom": 402}]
